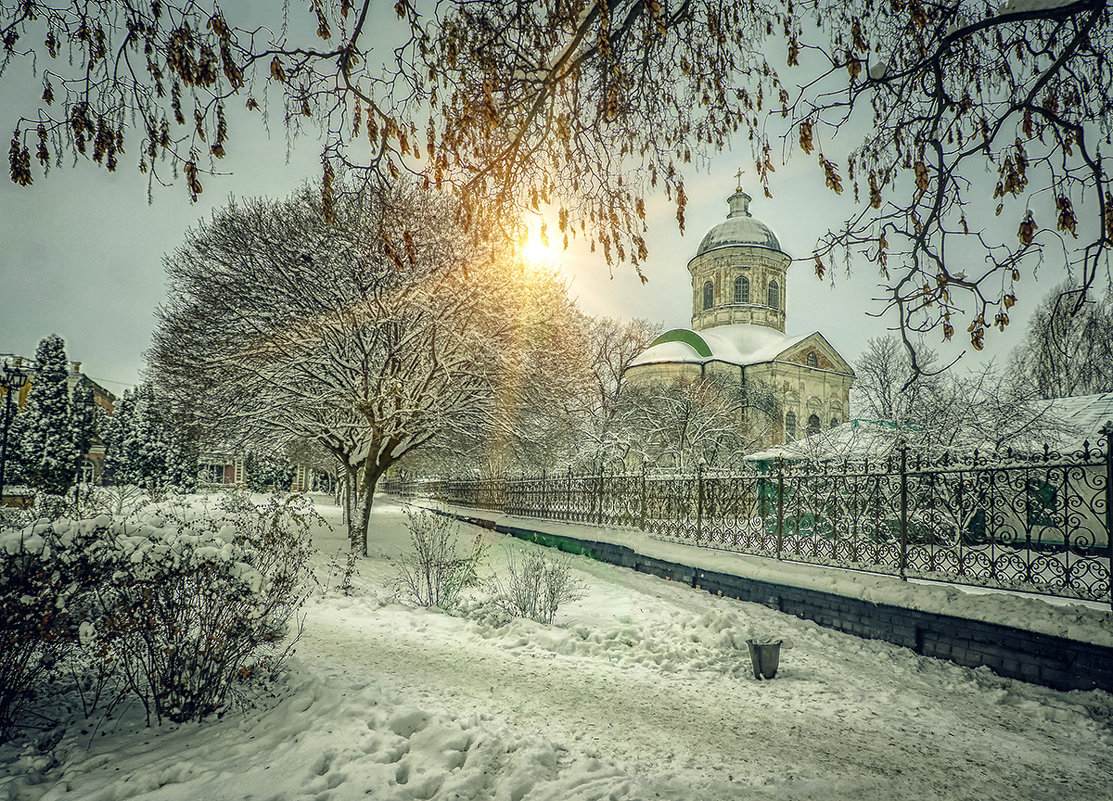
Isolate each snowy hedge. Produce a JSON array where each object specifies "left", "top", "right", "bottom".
[{"left": 0, "top": 495, "right": 316, "bottom": 738}]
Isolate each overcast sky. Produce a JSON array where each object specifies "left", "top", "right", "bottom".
[{"left": 0, "top": 21, "right": 1075, "bottom": 397}]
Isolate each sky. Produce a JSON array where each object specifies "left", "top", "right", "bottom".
[{"left": 0, "top": 10, "right": 1080, "bottom": 397}]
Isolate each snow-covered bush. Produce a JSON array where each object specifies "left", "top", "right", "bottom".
[
  {"left": 0, "top": 518, "right": 117, "bottom": 741},
  {"left": 0, "top": 495, "right": 318, "bottom": 736},
  {"left": 81, "top": 496, "right": 317, "bottom": 723},
  {"left": 489, "top": 547, "right": 585, "bottom": 625},
  {"left": 391, "top": 511, "right": 485, "bottom": 611}
]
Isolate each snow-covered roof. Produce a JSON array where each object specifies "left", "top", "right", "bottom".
[
  {"left": 1041, "top": 392, "right": 1113, "bottom": 444},
  {"left": 628, "top": 323, "right": 810, "bottom": 370},
  {"left": 748, "top": 393, "right": 1113, "bottom": 462},
  {"left": 747, "top": 419, "right": 910, "bottom": 462},
  {"left": 694, "top": 189, "right": 784, "bottom": 256}
]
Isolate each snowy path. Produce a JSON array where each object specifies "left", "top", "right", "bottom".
[{"left": 2, "top": 499, "right": 1111, "bottom": 801}]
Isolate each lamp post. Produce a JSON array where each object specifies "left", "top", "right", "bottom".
[{"left": 0, "top": 362, "right": 28, "bottom": 505}]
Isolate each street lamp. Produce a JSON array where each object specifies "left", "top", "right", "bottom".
[{"left": 0, "top": 362, "right": 28, "bottom": 505}]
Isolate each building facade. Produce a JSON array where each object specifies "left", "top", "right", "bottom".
[{"left": 625, "top": 186, "right": 855, "bottom": 449}]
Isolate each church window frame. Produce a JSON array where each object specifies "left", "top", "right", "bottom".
[
  {"left": 768, "top": 280, "right": 780, "bottom": 309},
  {"left": 806, "top": 352, "right": 818, "bottom": 368},
  {"left": 785, "top": 411, "right": 797, "bottom": 442},
  {"left": 807, "top": 414, "right": 821, "bottom": 437},
  {"left": 734, "top": 275, "right": 750, "bottom": 303},
  {"left": 703, "top": 280, "right": 714, "bottom": 310},
  {"left": 830, "top": 417, "right": 840, "bottom": 429}
]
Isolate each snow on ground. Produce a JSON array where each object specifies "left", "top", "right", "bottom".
[
  {"left": 423, "top": 503, "right": 1113, "bottom": 647},
  {"left": 2, "top": 495, "right": 1112, "bottom": 800}
]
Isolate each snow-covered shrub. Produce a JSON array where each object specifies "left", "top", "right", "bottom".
[
  {"left": 391, "top": 511, "right": 485, "bottom": 611},
  {"left": 85, "top": 483, "right": 150, "bottom": 519},
  {"left": 489, "top": 547, "right": 585, "bottom": 625},
  {"left": 82, "top": 495, "right": 317, "bottom": 723},
  {"left": 0, "top": 518, "right": 118, "bottom": 741}
]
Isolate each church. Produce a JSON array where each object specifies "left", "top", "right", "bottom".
[{"left": 624, "top": 183, "right": 855, "bottom": 449}]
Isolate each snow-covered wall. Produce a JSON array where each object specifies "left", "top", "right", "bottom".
[{"left": 432, "top": 508, "right": 1113, "bottom": 693}]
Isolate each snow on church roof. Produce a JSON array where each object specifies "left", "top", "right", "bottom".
[
  {"left": 694, "top": 189, "right": 784, "bottom": 256},
  {"left": 628, "top": 323, "right": 810, "bottom": 369}
]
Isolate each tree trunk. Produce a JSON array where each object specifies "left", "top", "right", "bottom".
[{"left": 353, "top": 456, "right": 388, "bottom": 556}]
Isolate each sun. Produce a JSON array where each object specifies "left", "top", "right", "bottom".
[{"left": 519, "top": 224, "right": 559, "bottom": 267}]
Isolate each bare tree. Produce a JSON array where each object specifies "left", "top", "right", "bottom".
[
  {"left": 569, "top": 317, "right": 661, "bottom": 470},
  {"left": 850, "top": 336, "right": 946, "bottom": 423},
  {"left": 627, "top": 375, "right": 778, "bottom": 471},
  {"left": 792, "top": 0, "right": 1112, "bottom": 358},
  {"left": 847, "top": 335, "right": 1074, "bottom": 457},
  {"left": 5, "top": 2, "right": 1110, "bottom": 349},
  {"left": 150, "top": 182, "right": 571, "bottom": 554},
  {"left": 1012, "top": 282, "right": 1113, "bottom": 398}
]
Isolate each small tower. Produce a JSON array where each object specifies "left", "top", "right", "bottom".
[{"left": 687, "top": 185, "right": 790, "bottom": 333}]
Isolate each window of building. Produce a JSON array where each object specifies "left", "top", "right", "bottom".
[
  {"left": 806, "top": 352, "right": 818, "bottom": 368},
  {"left": 807, "top": 414, "right": 821, "bottom": 436},
  {"left": 734, "top": 275, "right": 750, "bottom": 303},
  {"left": 830, "top": 417, "right": 840, "bottom": 429},
  {"left": 703, "top": 280, "right": 714, "bottom": 310},
  {"left": 785, "top": 411, "right": 796, "bottom": 442},
  {"left": 768, "top": 280, "right": 779, "bottom": 308}
]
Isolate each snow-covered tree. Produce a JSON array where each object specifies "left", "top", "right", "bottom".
[
  {"left": 102, "top": 388, "right": 138, "bottom": 485},
  {"left": 626, "top": 375, "right": 778, "bottom": 471},
  {"left": 244, "top": 448, "right": 295, "bottom": 493},
  {"left": 1012, "top": 283, "right": 1113, "bottom": 399},
  {"left": 131, "top": 384, "right": 168, "bottom": 490},
  {"left": 848, "top": 334, "right": 1073, "bottom": 457},
  {"left": 69, "top": 382, "right": 96, "bottom": 483},
  {"left": 151, "top": 182, "right": 576, "bottom": 554},
  {"left": 22, "top": 335, "right": 75, "bottom": 495}
]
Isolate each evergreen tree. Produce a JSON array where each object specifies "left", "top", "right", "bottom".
[
  {"left": 164, "top": 424, "right": 200, "bottom": 492},
  {"left": 22, "top": 335, "right": 75, "bottom": 494},
  {"left": 103, "top": 388, "right": 138, "bottom": 485},
  {"left": 69, "top": 383, "right": 96, "bottom": 483},
  {"left": 245, "top": 449, "right": 294, "bottom": 493},
  {"left": 132, "top": 384, "right": 167, "bottom": 489}
]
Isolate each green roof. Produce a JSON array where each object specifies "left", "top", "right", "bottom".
[{"left": 648, "top": 329, "right": 713, "bottom": 358}]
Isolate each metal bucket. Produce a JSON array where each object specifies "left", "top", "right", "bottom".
[{"left": 746, "top": 639, "right": 782, "bottom": 680}]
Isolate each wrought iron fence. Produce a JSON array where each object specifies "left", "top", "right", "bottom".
[{"left": 383, "top": 430, "right": 1113, "bottom": 607}]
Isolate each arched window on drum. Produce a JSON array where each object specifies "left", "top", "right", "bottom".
[{"left": 734, "top": 275, "right": 750, "bottom": 303}]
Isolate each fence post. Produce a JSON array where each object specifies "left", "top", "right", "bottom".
[
  {"left": 639, "top": 463, "right": 647, "bottom": 531},
  {"left": 899, "top": 443, "right": 909, "bottom": 581},
  {"left": 776, "top": 457, "right": 784, "bottom": 561},
  {"left": 696, "top": 461, "right": 704, "bottom": 543},
  {"left": 541, "top": 468, "right": 547, "bottom": 519},
  {"left": 567, "top": 466, "right": 573, "bottom": 523},
  {"left": 1102, "top": 421, "right": 1113, "bottom": 611},
  {"left": 597, "top": 464, "right": 605, "bottom": 525}
]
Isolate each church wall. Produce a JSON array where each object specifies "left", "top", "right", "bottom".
[
  {"left": 624, "top": 361, "right": 703, "bottom": 388},
  {"left": 688, "top": 246, "right": 789, "bottom": 332},
  {"left": 746, "top": 362, "right": 854, "bottom": 444}
]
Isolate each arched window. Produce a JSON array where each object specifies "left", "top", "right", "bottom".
[
  {"left": 830, "top": 417, "right": 840, "bottom": 429},
  {"left": 806, "top": 352, "right": 818, "bottom": 368},
  {"left": 734, "top": 275, "right": 750, "bottom": 303},
  {"left": 807, "top": 414, "right": 821, "bottom": 436},
  {"left": 703, "top": 280, "right": 714, "bottom": 310},
  {"left": 768, "top": 280, "right": 779, "bottom": 309},
  {"left": 785, "top": 411, "right": 797, "bottom": 442}
]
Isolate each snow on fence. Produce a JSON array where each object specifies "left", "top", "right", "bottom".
[{"left": 383, "top": 436, "right": 1113, "bottom": 608}]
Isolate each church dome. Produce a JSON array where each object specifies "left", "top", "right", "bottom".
[{"left": 695, "top": 189, "right": 783, "bottom": 254}]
